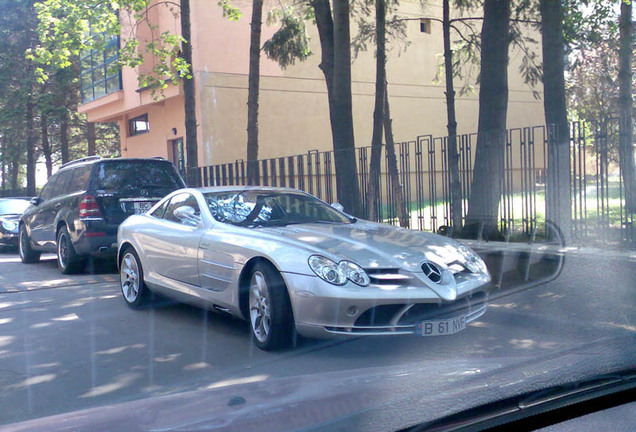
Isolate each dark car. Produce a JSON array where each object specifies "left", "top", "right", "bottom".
[
  {"left": 0, "top": 198, "right": 31, "bottom": 249},
  {"left": 19, "top": 156, "right": 186, "bottom": 274}
]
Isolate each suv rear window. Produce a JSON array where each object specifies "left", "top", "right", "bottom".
[
  {"left": 93, "top": 161, "right": 183, "bottom": 196},
  {"left": 68, "top": 165, "right": 93, "bottom": 194}
]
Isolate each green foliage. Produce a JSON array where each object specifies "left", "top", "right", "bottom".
[
  {"left": 31, "top": 0, "right": 190, "bottom": 98},
  {"left": 350, "top": 0, "right": 408, "bottom": 59},
  {"left": 218, "top": 0, "right": 241, "bottom": 21},
  {"left": 263, "top": 7, "right": 312, "bottom": 69},
  {"left": 0, "top": 0, "right": 119, "bottom": 189},
  {"left": 563, "top": 0, "right": 618, "bottom": 51},
  {"left": 430, "top": 0, "right": 543, "bottom": 98}
]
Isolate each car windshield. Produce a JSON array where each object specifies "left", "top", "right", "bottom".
[
  {"left": 203, "top": 190, "right": 353, "bottom": 226},
  {"left": 94, "top": 161, "right": 183, "bottom": 195},
  {"left": 1, "top": 1, "right": 634, "bottom": 431},
  {"left": 0, "top": 199, "right": 30, "bottom": 216}
]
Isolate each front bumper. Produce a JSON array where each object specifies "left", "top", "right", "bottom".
[
  {"left": 282, "top": 271, "right": 490, "bottom": 339},
  {"left": 0, "top": 231, "right": 19, "bottom": 247}
]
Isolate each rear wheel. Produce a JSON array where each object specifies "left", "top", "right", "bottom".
[
  {"left": 18, "top": 224, "right": 40, "bottom": 264},
  {"left": 119, "top": 248, "right": 150, "bottom": 308},
  {"left": 248, "top": 263, "right": 294, "bottom": 351},
  {"left": 56, "top": 227, "right": 86, "bottom": 274}
]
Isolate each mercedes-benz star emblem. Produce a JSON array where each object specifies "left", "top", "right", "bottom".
[
  {"left": 422, "top": 261, "right": 443, "bottom": 284},
  {"left": 140, "top": 189, "right": 148, "bottom": 197}
]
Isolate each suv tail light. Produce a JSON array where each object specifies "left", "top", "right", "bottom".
[{"left": 79, "top": 195, "right": 103, "bottom": 219}]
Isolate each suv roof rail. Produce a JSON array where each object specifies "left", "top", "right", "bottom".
[
  {"left": 60, "top": 156, "right": 102, "bottom": 169},
  {"left": 152, "top": 156, "right": 167, "bottom": 160}
]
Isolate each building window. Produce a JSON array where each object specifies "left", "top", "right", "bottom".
[
  {"left": 80, "top": 32, "right": 122, "bottom": 104},
  {"left": 420, "top": 19, "right": 431, "bottom": 34},
  {"left": 129, "top": 114, "right": 150, "bottom": 136}
]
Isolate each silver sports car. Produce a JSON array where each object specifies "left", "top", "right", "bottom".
[{"left": 117, "top": 187, "right": 491, "bottom": 350}]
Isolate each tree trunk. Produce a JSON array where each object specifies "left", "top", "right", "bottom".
[
  {"left": 464, "top": 0, "right": 510, "bottom": 239},
  {"left": 367, "top": 0, "right": 387, "bottom": 221},
  {"left": 60, "top": 110, "right": 70, "bottom": 165},
  {"left": 87, "top": 122, "right": 96, "bottom": 157},
  {"left": 540, "top": 0, "right": 572, "bottom": 242},
  {"left": 311, "top": 0, "right": 335, "bottom": 103},
  {"left": 246, "top": 0, "right": 263, "bottom": 185},
  {"left": 25, "top": 95, "right": 36, "bottom": 196},
  {"left": 619, "top": 0, "right": 635, "bottom": 214},
  {"left": 443, "top": 0, "right": 463, "bottom": 233},
  {"left": 10, "top": 159, "right": 19, "bottom": 192},
  {"left": 41, "top": 114, "right": 53, "bottom": 178},
  {"left": 181, "top": 0, "right": 200, "bottom": 186},
  {"left": 383, "top": 88, "right": 408, "bottom": 228},
  {"left": 331, "top": 0, "right": 361, "bottom": 216},
  {"left": 1, "top": 156, "right": 5, "bottom": 192}
]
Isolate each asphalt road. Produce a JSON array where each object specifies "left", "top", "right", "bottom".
[{"left": 0, "top": 247, "right": 635, "bottom": 427}]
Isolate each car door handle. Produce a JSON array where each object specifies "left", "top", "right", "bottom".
[
  {"left": 54, "top": 203, "right": 62, "bottom": 209},
  {"left": 200, "top": 242, "right": 211, "bottom": 248}
]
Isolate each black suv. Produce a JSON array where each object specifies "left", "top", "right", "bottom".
[{"left": 19, "top": 156, "right": 186, "bottom": 274}]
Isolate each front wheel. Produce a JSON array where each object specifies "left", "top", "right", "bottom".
[
  {"left": 119, "top": 248, "right": 150, "bottom": 308},
  {"left": 19, "top": 224, "right": 41, "bottom": 264},
  {"left": 57, "top": 227, "right": 86, "bottom": 274},
  {"left": 248, "top": 263, "right": 295, "bottom": 351}
]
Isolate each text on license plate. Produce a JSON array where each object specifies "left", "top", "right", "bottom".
[
  {"left": 416, "top": 316, "right": 467, "bottom": 336},
  {"left": 133, "top": 202, "right": 153, "bottom": 214}
]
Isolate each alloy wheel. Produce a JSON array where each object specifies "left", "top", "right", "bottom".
[
  {"left": 249, "top": 271, "right": 271, "bottom": 343},
  {"left": 120, "top": 253, "right": 140, "bottom": 303},
  {"left": 58, "top": 232, "right": 69, "bottom": 269}
]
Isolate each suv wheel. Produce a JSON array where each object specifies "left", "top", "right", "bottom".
[
  {"left": 57, "top": 226, "right": 86, "bottom": 274},
  {"left": 19, "top": 224, "right": 41, "bottom": 264}
]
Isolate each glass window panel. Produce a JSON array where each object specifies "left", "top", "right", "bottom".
[
  {"left": 79, "top": 33, "right": 121, "bottom": 103},
  {"left": 92, "top": 64, "right": 105, "bottom": 83},
  {"left": 80, "top": 54, "right": 92, "bottom": 72},
  {"left": 128, "top": 114, "right": 149, "bottom": 136},
  {"left": 106, "top": 61, "right": 120, "bottom": 79},
  {"left": 94, "top": 80, "right": 106, "bottom": 99},
  {"left": 105, "top": 44, "right": 118, "bottom": 62},
  {"left": 106, "top": 76, "right": 121, "bottom": 93},
  {"left": 80, "top": 73, "right": 93, "bottom": 93}
]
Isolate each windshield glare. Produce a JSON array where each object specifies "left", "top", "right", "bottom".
[
  {"left": 203, "top": 190, "right": 352, "bottom": 227},
  {"left": 0, "top": 199, "right": 30, "bottom": 215}
]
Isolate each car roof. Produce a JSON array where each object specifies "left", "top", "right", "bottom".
[
  {"left": 57, "top": 157, "right": 172, "bottom": 173},
  {"left": 195, "top": 186, "right": 308, "bottom": 194}
]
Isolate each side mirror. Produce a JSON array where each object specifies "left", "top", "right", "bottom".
[
  {"left": 30, "top": 197, "right": 41, "bottom": 206},
  {"left": 330, "top": 203, "right": 344, "bottom": 212},
  {"left": 173, "top": 206, "right": 201, "bottom": 226}
]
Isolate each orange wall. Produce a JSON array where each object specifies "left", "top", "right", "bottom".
[
  {"left": 79, "top": 0, "right": 545, "bottom": 169},
  {"left": 119, "top": 96, "right": 186, "bottom": 162}
]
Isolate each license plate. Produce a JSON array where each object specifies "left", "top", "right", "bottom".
[
  {"left": 133, "top": 201, "right": 152, "bottom": 214},
  {"left": 415, "top": 316, "right": 467, "bottom": 336}
]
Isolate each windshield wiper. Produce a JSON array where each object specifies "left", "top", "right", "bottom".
[{"left": 405, "top": 369, "right": 636, "bottom": 432}]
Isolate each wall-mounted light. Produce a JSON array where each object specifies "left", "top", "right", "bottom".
[{"left": 172, "top": 128, "right": 177, "bottom": 135}]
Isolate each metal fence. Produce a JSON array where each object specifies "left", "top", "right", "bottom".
[{"left": 199, "top": 120, "right": 635, "bottom": 247}]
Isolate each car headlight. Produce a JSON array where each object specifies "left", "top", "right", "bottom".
[
  {"left": 1, "top": 220, "right": 17, "bottom": 233},
  {"left": 308, "top": 255, "right": 370, "bottom": 286},
  {"left": 339, "top": 260, "right": 371, "bottom": 286},
  {"left": 456, "top": 244, "right": 488, "bottom": 274}
]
